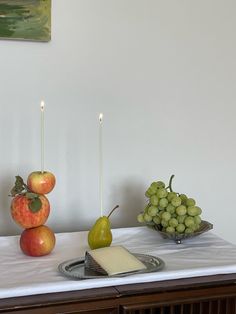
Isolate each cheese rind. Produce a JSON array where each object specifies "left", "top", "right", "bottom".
[{"left": 85, "top": 245, "right": 146, "bottom": 276}]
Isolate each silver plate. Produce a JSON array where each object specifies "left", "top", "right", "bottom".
[
  {"left": 58, "top": 253, "right": 165, "bottom": 280},
  {"left": 152, "top": 220, "right": 213, "bottom": 244}
]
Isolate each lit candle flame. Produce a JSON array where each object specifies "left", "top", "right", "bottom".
[
  {"left": 40, "top": 100, "right": 45, "bottom": 112},
  {"left": 99, "top": 113, "right": 103, "bottom": 123}
]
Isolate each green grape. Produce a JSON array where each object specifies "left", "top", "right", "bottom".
[
  {"left": 186, "top": 198, "right": 196, "bottom": 207},
  {"left": 137, "top": 213, "right": 144, "bottom": 223},
  {"left": 145, "top": 178, "right": 204, "bottom": 231},
  {"left": 176, "top": 205, "right": 187, "bottom": 216},
  {"left": 148, "top": 206, "right": 158, "bottom": 217},
  {"left": 171, "top": 196, "right": 182, "bottom": 207},
  {"left": 153, "top": 216, "right": 161, "bottom": 225},
  {"left": 155, "top": 211, "right": 161, "bottom": 217},
  {"left": 192, "top": 224, "right": 200, "bottom": 231},
  {"left": 145, "top": 186, "right": 157, "bottom": 197},
  {"left": 161, "top": 219, "right": 168, "bottom": 227},
  {"left": 166, "top": 204, "right": 175, "bottom": 214},
  {"left": 194, "top": 215, "right": 202, "bottom": 225},
  {"left": 150, "top": 195, "right": 159, "bottom": 206},
  {"left": 166, "top": 226, "right": 175, "bottom": 233},
  {"left": 150, "top": 182, "right": 158, "bottom": 190},
  {"left": 167, "top": 192, "right": 177, "bottom": 202},
  {"left": 156, "top": 181, "right": 165, "bottom": 188},
  {"left": 149, "top": 186, "right": 158, "bottom": 196},
  {"left": 185, "top": 227, "right": 194, "bottom": 234},
  {"left": 179, "top": 194, "right": 188, "bottom": 204},
  {"left": 176, "top": 223, "right": 185, "bottom": 233},
  {"left": 145, "top": 191, "right": 151, "bottom": 198},
  {"left": 143, "top": 213, "right": 153, "bottom": 223},
  {"left": 187, "top": 206, "right": 199, "bottom": 216},
  {"left": 177, "top": 215, "right": 187, "bottom": 224},
  {"left": 161, "top": 211, "right": 171, "bottom": 221},
  {"left": 159, "top": 198, "right": 168, "bottom": 208},
  {"left": 168, "top": 218, "right": 178, "bottom": 228},
  {"left": 184, "top": 216, "right": 195, "bottom": 228},
  {"left": 195, "top": 206, "right": 202, "bottom": 215},
  {"left": 157, "top": 188, "right": 168, "bottom": 198},
  {"left": 143, "top": 204, "right": 150, "bottom": 213}
]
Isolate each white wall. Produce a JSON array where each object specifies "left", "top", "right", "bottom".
[{"left": 0, "top": 0, "right": 235, "bottom": 244}]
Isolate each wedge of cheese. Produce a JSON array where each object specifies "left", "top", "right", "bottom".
[{"left": 85, "top": 245, "right": 146, "bottom": 276}]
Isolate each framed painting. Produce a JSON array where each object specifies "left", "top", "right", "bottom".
[{"left": 0, "top": 0, "right": 51, "bottom": 42}]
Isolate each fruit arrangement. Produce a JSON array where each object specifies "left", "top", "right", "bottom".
[
  {"left": 10, "top": 171, "right": 56, "bottom": 257},
  {"left": 137, "top": 175, "right": 205, "bottom": 237}
]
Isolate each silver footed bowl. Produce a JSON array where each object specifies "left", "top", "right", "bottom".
[{"left": 151, "top": 220, "right": 213, "bottom": 244}]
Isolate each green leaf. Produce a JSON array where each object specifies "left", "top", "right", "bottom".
[
  {"left": 9, "top": 175, "right": 26, "bottom": 197},
  {"left": 25, "top": 192, "right": 39, "bottom": 199},
  {"left": 29, "top": 198, "right": 42, "bottom": 213},
  {"left": 10, "top": 187, "right": 18, "bottom": 197},
  {"left": 15, "top": 176, "right": 25, "bottom": 189}
]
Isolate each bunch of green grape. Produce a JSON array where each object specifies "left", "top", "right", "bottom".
[{"left": 137, "top": 175, "right": 202, "bottom": 235}]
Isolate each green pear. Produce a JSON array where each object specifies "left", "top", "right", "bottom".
[
  {"left": 88, "top": 205, "right": 119, "bottom": 250},
  {"left": 88, "top": 216, "right": 112, "bottom": 249}
]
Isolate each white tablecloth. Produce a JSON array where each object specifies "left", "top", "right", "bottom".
[{"left": 1, "top": 226, "right": 236, "bottom": 299}]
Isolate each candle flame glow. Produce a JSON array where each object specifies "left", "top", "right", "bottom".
[
  {"left": 99, "top": 113, "right": 103, "bottom": 123},
  {"left": 40, "top": 100, "right": 45, "bottom": 111}
]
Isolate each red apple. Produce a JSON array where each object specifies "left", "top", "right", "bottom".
[
  {"left": 27, "top": 171, "right": 56, "bottom": 194},
  {"left": 20, "top": 225, "right": 56, "bottom": 257},
  {"left": 11, "top": 194, "right": 50, "bottom": 229}
]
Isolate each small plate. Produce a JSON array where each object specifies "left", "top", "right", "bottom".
[
  {"left": 152, "top": 220, "right": 213, "bottom": 244},
  {"left": 58, "top": 253, "right": 165, "bottom": 280}
]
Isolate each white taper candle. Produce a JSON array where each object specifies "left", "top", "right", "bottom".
[
  {"left": 40, "top": 101, "right": 45, "bottom": 173},
  {"left": 99, "top": 113, "right": 103, "bottom": 217}
]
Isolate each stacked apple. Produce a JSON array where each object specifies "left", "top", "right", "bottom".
[{"left": 10, "top": 172, "right": 56, "bottom": 257}]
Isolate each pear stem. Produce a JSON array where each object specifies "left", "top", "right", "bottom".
[{"left": 108, "top": 205, "right": 119, "bottom": 218}]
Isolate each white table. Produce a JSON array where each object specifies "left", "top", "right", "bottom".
[{"left": 1, "top": 226, "right": 236, "bottom": 299}]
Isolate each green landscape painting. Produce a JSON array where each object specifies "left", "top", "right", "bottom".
[{"left": 0, "top": 0, "right": 51, "bottom": 41}]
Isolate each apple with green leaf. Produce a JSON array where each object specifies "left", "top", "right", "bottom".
[
  {"left": 11, "top": 194, "right": 50, "bottom": 229},
  {"left": 10, "top": 176, "right": 50, "bottom": 229},
  {"left": 27, "top": 171, "right": 56, "bottom": 195},
  {"left": 20, "top": 225, "right": 56, "bottom": 257}
]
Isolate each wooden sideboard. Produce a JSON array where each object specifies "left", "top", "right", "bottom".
[{"left": 1, "top": 273, "right": 236, "bottom": 314}]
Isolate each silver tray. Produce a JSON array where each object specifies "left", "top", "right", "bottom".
[
  {"left": 152, "top": 220, "right": 213, "bottom": 244},
  {"left": 58, "top": 253, "right": 165, "bottom": 280}
]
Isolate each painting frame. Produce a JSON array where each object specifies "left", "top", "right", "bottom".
[{"left": 0, "top": 0, "right": 51, "bottom": 42}]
